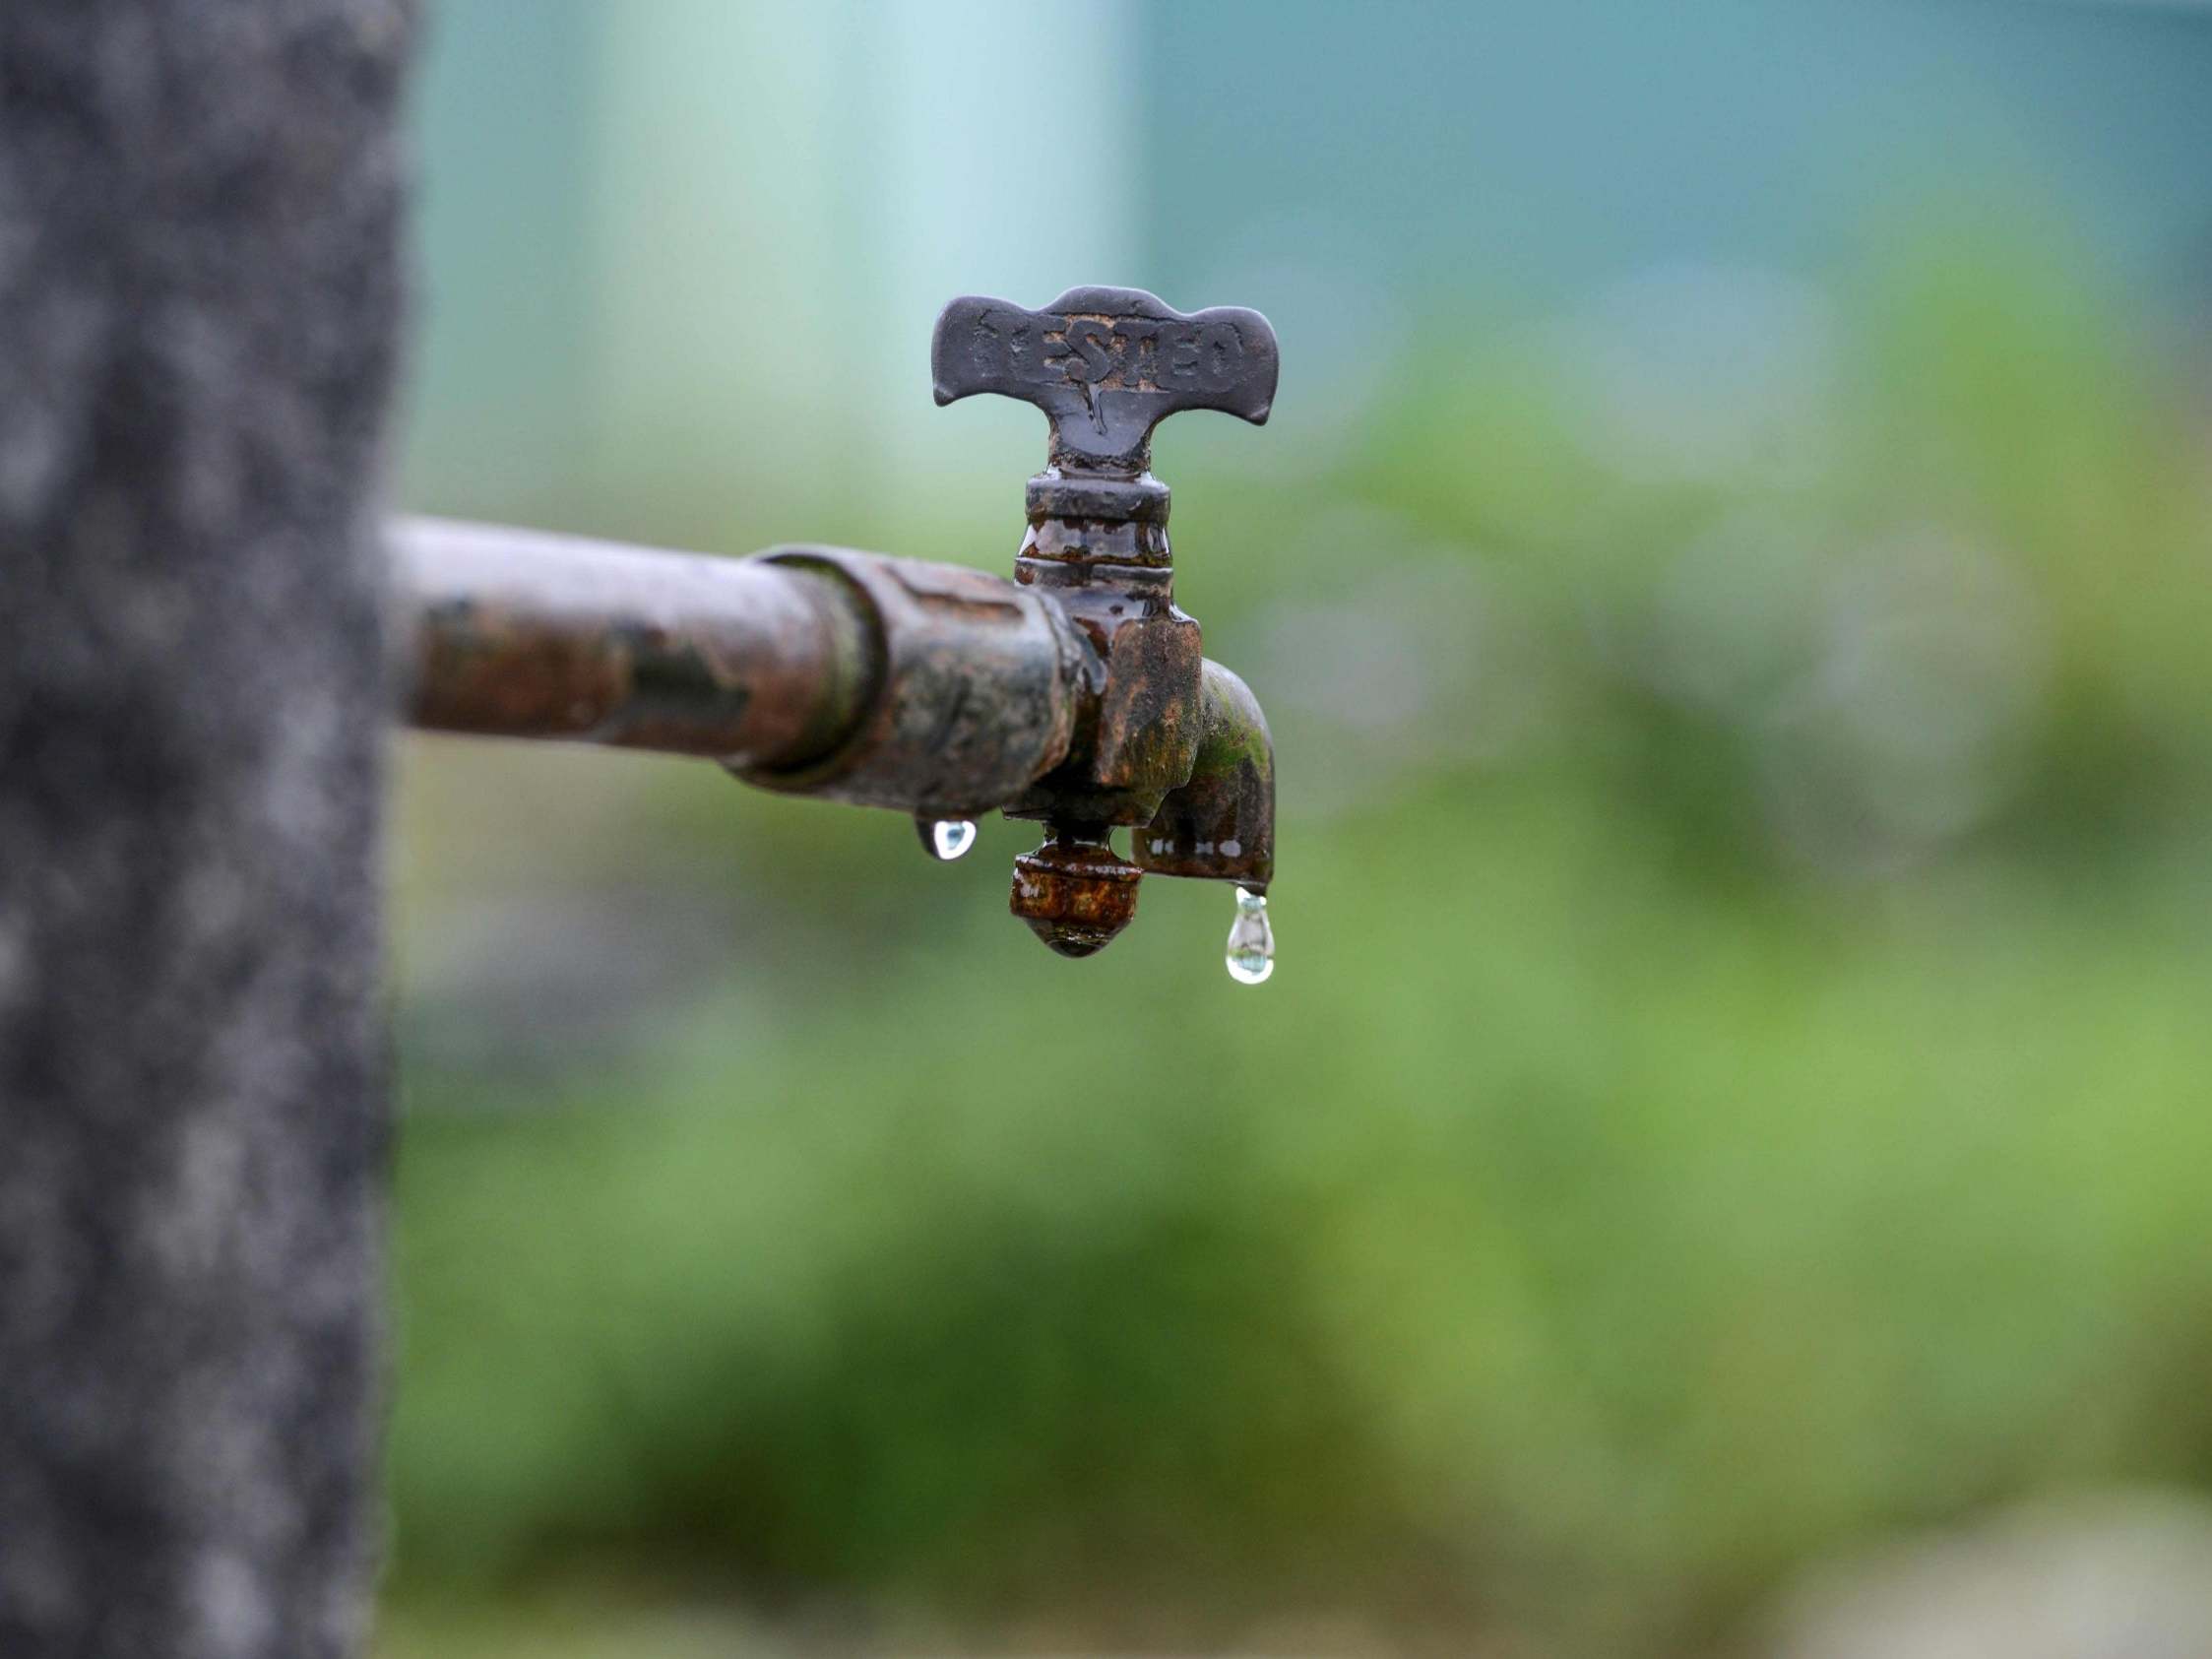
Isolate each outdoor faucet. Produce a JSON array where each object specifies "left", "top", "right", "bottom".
[{"left": 399, "top": 287, "right": 1278, "bottom": 974}]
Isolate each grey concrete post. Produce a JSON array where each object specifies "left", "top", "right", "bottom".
[{"left": 0, "top": 4, "right": 413, "bottom": 1655}]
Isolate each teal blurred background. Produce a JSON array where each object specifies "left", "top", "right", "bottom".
[{"left": 382, "top": 3, "right": 2212, "bottom": 1653}]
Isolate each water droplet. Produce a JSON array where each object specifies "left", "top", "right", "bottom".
[
  {"left": 916, "top": 817, "right": 978, "bottom": 861},
  {"left": 1225, "top": 886, "right": 1275, "bottom": 985}
]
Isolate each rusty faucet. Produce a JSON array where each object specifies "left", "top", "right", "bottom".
[{"left": 399, "top": 287, "right": 1278, "bottom": 972}]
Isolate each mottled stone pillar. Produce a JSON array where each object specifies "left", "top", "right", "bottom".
[{"left": 0, "top": 3, "right": 412, "bottom": 1655}]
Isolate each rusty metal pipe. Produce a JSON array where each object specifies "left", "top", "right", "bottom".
[
  {"left": 394, "top": 519, "right": 1089, "bottom": 819},
  {"left": 394, "top": 516, "right": 875, "bottom": 771}
]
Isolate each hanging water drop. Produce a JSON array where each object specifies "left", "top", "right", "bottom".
[
  {"left": 1225, "top": 886, "right": 1275, "bottom": 985},
  {"left": 916, "top": 816, "right": 977, "bottom": 861}
]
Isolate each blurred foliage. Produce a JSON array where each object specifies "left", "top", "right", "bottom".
[{"left": 384, "top": 231, "right": 2212, "bottom": 1657}]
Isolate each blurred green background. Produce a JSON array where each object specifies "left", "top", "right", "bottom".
[{"left": 381, "top": 3, "right": 2212, "bottom": 1653}]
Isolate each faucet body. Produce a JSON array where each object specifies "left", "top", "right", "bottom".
[{"left": 399, "top": 287, "right": 1277, "bottom": 959}]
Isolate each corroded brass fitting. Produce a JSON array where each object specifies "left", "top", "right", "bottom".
[
  {"left": 731, "top": 547, "right": 1090, "bottom": 819},
  {"left": 1009, "top": 824, "right": 1141, "bottom": 958}
]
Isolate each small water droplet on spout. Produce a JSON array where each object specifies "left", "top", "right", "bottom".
[
  {"left": 917, "top": 817, "right": 977, "bottom": 861},
  {"left": 1225, "top": 886, "right": 1275, "bottom": 985}
]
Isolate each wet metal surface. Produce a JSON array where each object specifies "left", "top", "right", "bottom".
[
  {"left": 1009, "top": 823, "right": 1143, "bottom": 958},
  {"left": 936, "top": 287, "right": 1279, "bottom": 947},
  {"left": 732, "top": 548, "right": 1082, "bottom": 818},
  {"left": 1138, "top": 661, "right": 1276, "bottom": 895},
  {"left": 395, "top": 287, "right": 1283, "bottom": 959}
]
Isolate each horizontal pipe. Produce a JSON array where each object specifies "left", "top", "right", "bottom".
[{"left": 392, "top": 516, "right": 874, "bottom": 771}]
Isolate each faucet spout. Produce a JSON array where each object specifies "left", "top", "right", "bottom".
[{"left": 1135, "top": 660, "right": 1275, "bottom": 894}]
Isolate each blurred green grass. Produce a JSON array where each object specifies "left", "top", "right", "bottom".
[{"left": 382, "top": 238, "right": 2212, "bottom": 1656}]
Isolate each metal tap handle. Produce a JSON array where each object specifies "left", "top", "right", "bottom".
[{"left": 930, "top": 286, "right": 1279, "bottom": 477}]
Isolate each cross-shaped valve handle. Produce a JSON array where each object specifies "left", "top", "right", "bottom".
[{"left": 931, "top": 286, "right": 1279, "bottom": 478}]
